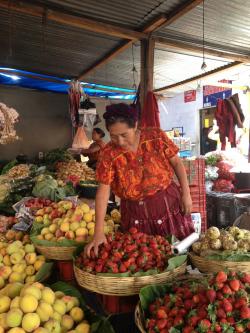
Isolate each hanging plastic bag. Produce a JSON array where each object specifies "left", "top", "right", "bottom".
[{"left": 72, "top": 126, "right": 89, "bottom": 149}]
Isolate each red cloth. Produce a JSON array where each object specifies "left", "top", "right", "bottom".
[
  {"left": 215, "top": 99, "right": 236, "bottom": 150},
  {"left": 141, "top": 91, "right": 160, "bottom": 128},
  {"left": 120, "top": 182, "right": 194, "bottom": 240}
]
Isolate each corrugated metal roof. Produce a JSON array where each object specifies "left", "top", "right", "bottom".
[
  {"left": 156, "top": 0, "right": 250, "bottom": 54},
  {"left": 154, "top": 48, "right": 229, "bottom": 90},
  {"left": 36, "top": 0, "right": 183, "bottom": 29},
  {"left": 0, "top": 7, "right": 121, "bottom": 78}
]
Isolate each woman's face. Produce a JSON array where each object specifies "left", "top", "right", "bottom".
[
  {"left": 92, "top": 130, "right": 100, "bottom": 141},
  {"left": 108, "top": 122, "right": 137, "bottom": 149}
]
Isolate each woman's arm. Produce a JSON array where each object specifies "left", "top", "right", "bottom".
[
  {"left": 81, "top": 143, "right": 100, "bottom": 156},
  {"left": 85, "top": 183, "right": 110, "bottom": 257},
  {"left": 169, "top": 155, "right": 192, "bottom": 215}
]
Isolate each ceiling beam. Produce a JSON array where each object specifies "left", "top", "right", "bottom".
[
  {"left": 0, "top": 0, "right": 147, "bottom": 40},
  {"left": 77, "top": 0, "right": 202, "bottom": 79},
  {"left": 155, "top": 37, "right": 250, "bottom": 63},
  {"left": 154, "top": 61, "right": 243, "bottom": 92}
]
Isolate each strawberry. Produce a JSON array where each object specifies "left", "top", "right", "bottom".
[
  {"left": 241, "top": 272, "right": 250, "bottom": 284},
  {"left": 129, "top": 227, "right": 138, "bottom": 234},
  {"left": 234, "top": 297, "right": 247, "bottom": 309},
  {"left": 146, "top": 318, "right": 156, "bottom": 329},
  {"left": 199, "top": 319, "right": 211, "bottom": 331},
  {"left": 173, "top": 316, "right": 183, "bottom": 327},
  {"left": 149, "top": 304, "right": 156, "bottom": 314},
  {"left": 206, "top": 289, "right": 216, "bottom": 303},
  {"left": 197, "top": 308, "right": 207, "bottom": 319},
  {"left": 214, "top": 323, "right": 222, "bottom": 332},
  {"left": 226, "top": 317, "right": 235, "bottom": 325},
  {"left": 156, "top": 319, "right": 167, "bottom": 330},
  {"left": 216, "top": 291, "right": 224, "bottom": 300},
  {"left": 215, "top": 271, "right": 227, "bottom": 284},
  {"left": 216, "top": 308, "right": 226, "bottom": 319},
  {"left": 240, "top": 306, "right": 250, "bottom": 319},
  {"left": 229, "top": 279, "right": 240, "bottom": 292},
  {"left": 119, "top": 263, "right": 127, "bottom": 273},
  {"left": 222, "top": 299, "right": 233, "bottom": 312},
  {"left": 192, "top": 294, "right": 200, "bottom": 304},
  {"left": 188, "top": 315, "right": 199, "bottom": 327},
  {"left": 156, "top": 308, "right": 168, "bottom": 319},
  {"left": 222, "top": 284, "right": 233, "bottom": 296},
  {"left": 183, "top": 327, "right": 194, "bottom": 333},
  {"left": 184, "top": 299, "right": 194, "bottom": 310}
]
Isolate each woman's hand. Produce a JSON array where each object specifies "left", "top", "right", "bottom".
[
  {"left": 85, "top": 232, "right": 107, "bottom": 257},
  {"left": 181, "top": 193, "right": 192, "bottom": 215}
]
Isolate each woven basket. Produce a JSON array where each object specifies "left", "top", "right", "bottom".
[
  {"left": 74, "top": 261, "right": 187, "bottom": 296},
  {"left": 35, "top": 245, "right": 76, "bottom": 261},
  {"left": 189, "top": 252, "right": 250, "bottom": 273}
]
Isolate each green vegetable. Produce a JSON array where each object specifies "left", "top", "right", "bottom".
[
  {"left": 1, "top": 160, "right": 18, "bottom": 175},
  {"left": 44, "top": 148, "right": 72, "bottom": 171}
]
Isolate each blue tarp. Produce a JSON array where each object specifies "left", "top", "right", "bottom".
[{"left": 0, "top": 68, "right": 136, "bottom": 100}]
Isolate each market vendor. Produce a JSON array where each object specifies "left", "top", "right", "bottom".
[
  {"left": 80, "top": 127, "right": 105, "bottom": 169},
  {"left": 86, "top": 103, "right": 194, "bottom": 256}
]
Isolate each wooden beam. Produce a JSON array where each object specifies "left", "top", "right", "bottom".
[
  {"left": 154, "top": 61, "right": 243, "bottom": 93},
  {"left": 140, "top": 38, "right": 155, "bottom": 108},
  {"left": 155, "top": 37, "right": 250, "bottom": 63},
  {"left": 0, "top": 0, "right": 147, "bottom": 40},
  {"left": 77, "top": 0, "right": 202, "bottom": 79}
]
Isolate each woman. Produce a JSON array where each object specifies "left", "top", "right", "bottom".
[
  {"left": 81, "top": 128, "right": 105, "bottom": 169},
  {"left": 86, "top": 104, "right": 194, "bottom": 256}
]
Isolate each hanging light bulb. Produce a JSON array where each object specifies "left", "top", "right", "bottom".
[{"left": 201, "top": 0, "right": 207, "bottom": 71}]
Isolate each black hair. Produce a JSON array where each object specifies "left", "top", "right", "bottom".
[
  {"left": 103, "top": 103, "right": 138, "bottom": 130},
  {"left": 93, "top": 127, "right": 105, "bottom": 138}
]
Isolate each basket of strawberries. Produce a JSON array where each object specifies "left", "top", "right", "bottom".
[
  {"left": 135, "top": 270, "right": 250, "bottom": 333},
  {"left": 74, "top": 228, "right": 187, "bottom": 296}
]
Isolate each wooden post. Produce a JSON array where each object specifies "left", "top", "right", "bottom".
[{"left": 140, "top": 38, "right": 155, "bottom": 109}]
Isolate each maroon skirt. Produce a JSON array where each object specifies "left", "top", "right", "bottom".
[{"left": 120, "top": 182, "right": 194, "bottom": 240}]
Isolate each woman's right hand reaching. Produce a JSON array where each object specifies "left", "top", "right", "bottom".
[{"left": 85, "top": 232, "right": 107, "bottom": 257}]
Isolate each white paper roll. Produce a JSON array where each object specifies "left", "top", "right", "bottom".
[{"left": 173, "top": 232, "right": 200, "bottom": 254}]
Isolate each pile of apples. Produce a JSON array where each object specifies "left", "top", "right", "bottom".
[
  {"left": 0, "top": 240, "right": 46, "bottom": 289},
  {"left": 0, "top": 281, "right": 90, "bottom": 333},
  {"left": 35, "top": 201, "right": 120, "bottom": 243}
]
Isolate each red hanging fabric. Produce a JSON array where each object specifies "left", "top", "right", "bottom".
[{"left": 141, "top": 91, "right": 160, "bottom": 128}]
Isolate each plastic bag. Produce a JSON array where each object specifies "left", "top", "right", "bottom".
[{"left": 72, "top": 127, "right": 89, "bottom": 149}]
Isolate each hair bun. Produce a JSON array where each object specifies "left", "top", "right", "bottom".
[{"left": 104, "top": 103, "right": 138, "bottom": 120}]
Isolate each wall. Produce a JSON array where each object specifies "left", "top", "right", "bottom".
[
  {"left": 158, "top": 91, "right": 203, "bottom": 155},
  {"left": 0, "top": 85, "right": 71, "bottom": 160}
]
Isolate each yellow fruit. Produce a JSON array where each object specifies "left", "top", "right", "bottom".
[
  {"left": 54, "top": 291, "right": 64, "bottom": 299},
  {"left": 35, "top": 216, "right": 43, "bottom": 223},
  {"left": 48, "top": 224, "right": 57, "bottom": 233},
  {"left": 22, "top": 312, "right": 40, "bottom": 332},
  {"left": 34, "top": 328, "right": 49, "bottom": 333},
  {"left": 0, "top": 266, "right": 11, "bottom": 279},
  {"left": 44, "top": 233, "right": 54, "bottom": 241},
  {"left": 9, "top": 272, "right": 24, "bottom": 283},
  {"left": 62, "top": 296, "right": 75, "bottom": 311},
  {"left": 10, "top": 252, "right": 23, "bottom": 265},
  {"left": 6, "top": 241, "right": 23, "bottom": 255},
  {"left": 0, "top": 295, "right": 11, "bottom": 313},
  {"left": 7, "top": 328, "right": 25, "bottom": 333},
  {"left": 44, "top": 319, "right": 61, "bottom": 333},
  {"left": 32, "top": 282, "right": 44, "bottom": 289},
  {"left": 75, "top": 322, "right": 90, "bottom": 333},
  {"left": 37, "top": 255, "right": 45, "bottom": 262},
  {"left": 37, "top": 235, "right": 44, "bottom": 240},
  {"left": 12, "top": 263, "right": 26, "bottom": 274},
  {"left": 25, "top": 253, "right": 37, "bottom": 265},
  {"left": 20, "top": 294, "right": 38, "bottom": 313},
  {"left": 61, "top": 314, "right": 74, "bottom": 330},
  {"left": 80, "top": 221, "right": 87, "bottom": 228},
  {"left": 60, "top": 222, "right": 70, "bottom": 232},
  {"left": 70, "top": 307, "right": 84, "bottom": 322},
  {"left": 34, "top": 260, "right": 44, "bottom": 271},
  {"left": 22, "top": 285, "right": 41, "bottom": 300},
  {"left": 25, "top": 276, "right": 36, "bottom": 283},
  {"left": 10, "top": 296, "right": 20, "bottom": 309},
  {"left": 36, "top": 301, "right": 53, "bottom": 322},
  {"left": 88, "top": 228, "right": 95, "bottom": 236},
  {"left": 53, "top": 299, "right": 66, "bottom": 315},
  {"left": 7, "top": 282, "right": 23, "bottom": 298},
  {"left": 81, "top": 203, "right": 90, "bottom": 213},
  {"left": 84, "top": 213, "right": 93, "bottom": 223},
  {"left": 24, "top": 244, "right": 35, "bottom": 253},
  {"left": 69, "top": 222, "right": 79, "bottom": 231},
  {"left": 6, "top": 308, "right": 23, "bottom": 327},
  {"left": 86, "top": 222, "right": 95, "bottom": 230},
  {"left": 0, "top": 276, "right": 4, "bottom": 288},
  {"left": 41, "top": 287, "right": 55, "bottom": 305},
  {"left": 89, "top": 208, "right": 95, "bottom": 215},
  {"left": 0, "top": 313, "right": 8, "bottom": 329},
  {"left": 41, "top": 228, "right": 50, "bottom": 236},
  {"left": 3, "top": 254, "right": 11, "bottom": 266},
  {"left": 25, "top": 265, "right": 35, "bottom": 276},
  {"left": 52, "top": 311, "right": 61, "bottom": 321},
  {"left": 75, "top": 228, "right": 88, "bottom": 237}
]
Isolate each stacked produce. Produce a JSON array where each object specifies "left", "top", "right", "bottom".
[
  {"left": 192, "top": 226, "right": 250, "bottom": 256},
  {"left": 33, "top": 201, "right": 119, "bottom": 243},
  {"left": 143, "top": 271, "right": 250, "bottom": 332},
  {"left": 0, "top": 240, "right": 46, "bottom": 287},
  {"left": 56, "top": 160, "right": 95, "bottom": 183},
  {"left": 0, "top": 281, "right": 90, "bottom": 333},
  {"left": 6, "top": 164, "right": 30, "bottom": 179},
  {"left": 0, "top": 216, "right": 17, "bottom": 233},
  {"left": 75, "top": 228, "right": 172, "bottom": 274},
  {"left": 3, "top": 230, "right": 30, "bottom": 244}
]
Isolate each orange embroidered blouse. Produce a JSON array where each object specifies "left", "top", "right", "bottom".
[{"left": 96, "top": 127, "right": 179, "bottom": 200}]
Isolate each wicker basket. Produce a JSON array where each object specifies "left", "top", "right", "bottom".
[
  {"left": 189, "top": 252, "right": 250, "bottom": 273},
  {"left": 35, "top": 245, "right": 76, "bottom": 261},
  {"left": 74, "top": 261, "right": 187, "bottom": 296}
]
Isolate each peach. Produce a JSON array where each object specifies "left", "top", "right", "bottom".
[
  {"left": 6, "top": 308, "right": 23, "bottom": 327},
  {"left": 22, "top": 313, "right": 40, "bottom": 332},
  {"left": 70, "top": 307, "right": 84, "bottom": 322},
  {"left": 20, "top": 294, "right": 38, "bottom": 313}
]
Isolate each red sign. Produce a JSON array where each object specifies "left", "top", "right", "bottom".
[{"left": 184, "top": 90, "right": 196, "bottom": 103}]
